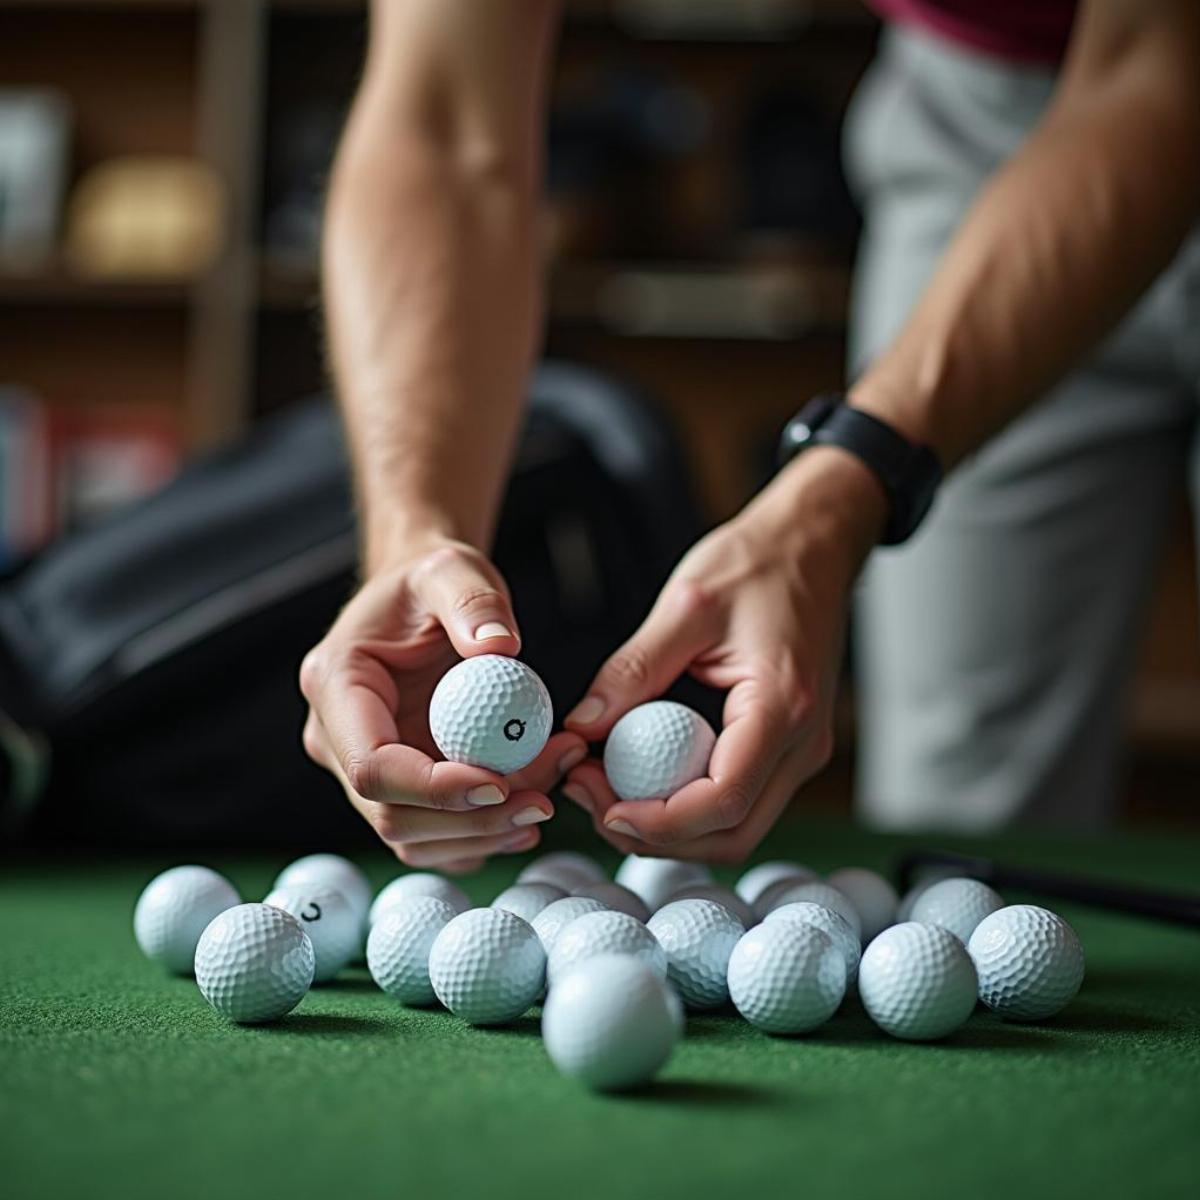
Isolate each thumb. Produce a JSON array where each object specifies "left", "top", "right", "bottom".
[
  {"left": 411, "top": 545, "right": 521, "bottom": 659},
  {"left": 565, "top": 581, "right": 714, "bottom": 735}
]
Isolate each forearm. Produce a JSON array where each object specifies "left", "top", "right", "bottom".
[
  {"left": 849, "top": 0, "right": 1200, "bottom": 467},
  {"left": 322, "top": 0, "right": 557, "bottom": 572},
  {"left": 324, "top": 121, "right": 540, "bottom": 567}
]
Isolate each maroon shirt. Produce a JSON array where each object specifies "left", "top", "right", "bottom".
[{"left": 871, "top": 0, "right": 1077, "bottom": 64}]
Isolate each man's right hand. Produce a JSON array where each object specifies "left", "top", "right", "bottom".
[{"left": 300, "top": 539, "right": 587, "bottom": 874}]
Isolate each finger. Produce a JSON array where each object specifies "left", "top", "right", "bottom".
[
  {"left": 313, "top": 688, "right": 510, "bottom": 809},
  {"left": 409, "top": 546, "right": 522, "bottom": 659},
  {"left": 356, "top": 790, "right": 553, "bottom": 846},
  {"left": 564, "top": 581, "right": 716, "bottom": 737},
  {"left": 390, "top": 826, "right": 543, "bottom": 869},
  {"left": 600, "top": 681, "right": 792, "bottom": 844},
  {"left": 562, "top": 759, "right": 619, "bottom": 822},
  {"left": 508, "top": 731, "right": 588, "bottom": 793}
]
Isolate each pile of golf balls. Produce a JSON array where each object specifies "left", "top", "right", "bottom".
[
  {"left": 135, "top": 847, "right": 1086, "bottom": 1087},
  {"left": 428, "top": 655, "right": 553, "bottom": 774}
]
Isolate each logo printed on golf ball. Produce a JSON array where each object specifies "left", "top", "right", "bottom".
[{"left": 428, "top": 655, "right": 553, "bottom": 775}]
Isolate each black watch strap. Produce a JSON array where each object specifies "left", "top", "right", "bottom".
[{"left": 777, "top": 395, "right": 942, "bottom": 545}]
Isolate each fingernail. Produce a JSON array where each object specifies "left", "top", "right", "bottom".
[
  {"left": 557, "top": 746, "right": 586, "bottom": 774},
  {"left": 474, "top": 621, "right": 514, "bottom": 641},
  {"left": 511, "top": 807, "right": 551, "bottom": 827},
  {"left": 503, "top": 830, "right": 538, "bottom": 852},
  {"left": 567, "top": 696, "right": 606, "bottom": 726},
  {"left": 467, "top": 784, "right": 505, "bottom": 806},
  {"left": 561, "top": 782, "right": 592, "bottom": 813},
  {"left": 606, "top": 819, "right": 639, "bottom": 838}
]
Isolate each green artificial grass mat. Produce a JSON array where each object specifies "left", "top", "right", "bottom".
[{"left": 2, "top": 819, "right": 1198, "bottom": 1200}]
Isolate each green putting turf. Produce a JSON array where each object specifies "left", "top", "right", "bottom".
[{"left": 2, "top": 819, "right": 1198, "bottom": 1200}]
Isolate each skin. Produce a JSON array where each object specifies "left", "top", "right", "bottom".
[{"left": 307, "top": 0, "right": 1200, "bottom": 869}]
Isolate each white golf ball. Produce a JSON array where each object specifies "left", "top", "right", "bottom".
[
  {"left": 517, "top": 851, "right": 606, "bottom": 891},
  {"left": 858, "top": 922, "right": 978, "bottom": 1041},
  {"left": 548, "top": 910, "right": 667, "bottom": 987},
  {"left": 756, "top": 880, "right": 862, "bottom": 941},
  {"left": 735, "top": 861, "right": 818, "bottom": 905},
  {"left": 263, "top": 883, "right": 360, "bottom": 983},
  {"left": 662, "top": 883, "right": 756, "bottom": 930},
  {"left": 896, "top": 870, "right": 956, "bottom": 921},
  {"left": 133, "top": 865, "right": 240, "bottom": 975},
  {"left": 428, "top": 907, "right": 546, "bottom": 1025},
  {"left": 648, "top": 898, "right": 744, "bottom": 1010},
  {"left": 603, "top": 701, "right": 715, "bottom": 801},
  {"left": 826, "top": 867, "right": 898, "bottom": 943},
  {"left": 194, "top": 903, "right": 314, "bottom": 1023},
  {"left": 569, "top": 882, "right": 650, "bottom": 923},
  {"left": 491, "top": 882, "right": 567, "bottom": 924},
  {"left": 531, "top": 896, "right": 609, "bottom": 956},
  {"left": 909, "top": 878, "right": 1005, "bottom": 944},
  {"left": 367, "top": 895, "right": 459, "bottom": 1006},
  {"left": 615, "top": 853, "right": 712, "bottom": 912},
  {"left": 727, "top": 921, "right": 846, "bottom": 1034},
  {"left": 369, "top": 873, "right": 471, "bottom": 926},
  {"left": 272, "top": 854, "right": 371, "bottom": 920},
  {"left": 543, "top": 954, "right": 683, "bottom": 1091},
  {"left": 968, "top": 905, "right": 1085, "bottom": 1020},
  {"left": 428, "top": 655, "right": 552, "bottom": 774},
  {"left": 765, "top": 900, "right": 861, "bottom": 988}
]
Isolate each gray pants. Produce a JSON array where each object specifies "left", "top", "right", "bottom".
[{"left": 845, "top": 28, "right": 1200, "bottom": 831}]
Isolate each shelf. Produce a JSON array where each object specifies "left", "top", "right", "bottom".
[{"left": 0, "top": 266, "right": 196, "bottom": 307}]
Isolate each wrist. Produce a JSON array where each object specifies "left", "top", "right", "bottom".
[
  {"left": 745, "top": 444, "right": 888, "bottom": 579},
  {"left": 363, "top": 508, "right": 475, "bottom": 578}
]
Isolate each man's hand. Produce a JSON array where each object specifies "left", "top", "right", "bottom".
[
  {"left": 301, "top": 539, "right": 586, "bottom": 873},
  {"left": 561, "top": 448, "right": 886, "bottom": 864}
]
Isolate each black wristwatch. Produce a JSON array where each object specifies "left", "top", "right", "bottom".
[{"left": 777, "top": 394, "right": 942, "bottom": 546}]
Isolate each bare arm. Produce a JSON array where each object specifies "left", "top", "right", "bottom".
[
  {"left": 849, "top": 0, "right": 1200, "bottom": 468},
  {"left": 562, "top": 0, "right": 1200, "bottom": 860},
  {"left": 303, "top": 2, "right": 583, "bottom": 873},
  {"left": 323, "top": 0, "right": 559, "bottom": 568}
]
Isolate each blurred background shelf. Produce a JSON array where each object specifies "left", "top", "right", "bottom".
[{"left": 3, "top": 0, "right": 1198, "bottom": 818}]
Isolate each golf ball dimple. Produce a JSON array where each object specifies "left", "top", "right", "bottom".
[
  {"left": 648, "top": 898, "right": 744, "bottom": 1010},
  {"left": 531, "top": 897, "right": 609, "bottom": 956},
  {"left": 662, "top": 883, "right": 756, "bottom": 930},
  {"left": 826, "top": 867, "right": 898, "bottom": 943},
  {"left": 194, "top": 903, "right": 315, "bottom": 1024},
  {"left": 756, "top": 880, "right": 862, "bottom": 941},
  {"left": 543, "top": 955, "right": 683, "bottom": 1091},
  {"left": 272, "top": 854, "right": 371, "bottom": 921},
  {"left": 735, "top": 861, "right": 818, "bottom": 905},
  {"left": 909, "top": 877, "right": 1005, "bottom": 945},
  {"left": 428, "top": 907, "right": 546, "bottom": 1025},
  {"left": 603, "top": 701, "right": 716, "bottom": 802},
  {"left": 263, "top": 883, "right": 361, "bottom": 982},
  {"left": 569, "top": 882, "right": 650, "bottom": 923},
  {"left": 858, "top": 922, "right": 978, "bottom": 1041},
  {"left": 428, "top": 655, "right": 553, "bottom": 774},
  {"left": 968, "top": 905, "right": 1085, "bottom": 1020},
  {"left": 548, "top": 910, "right": 667, "bottom": 987},
  {"left": 765, "top": 901, "right": 861, "bottom": 988},
  {"left": 369, "top": 874, "right": 472, "bottom": 926},
  {"left": 727, "top": 921, "right": 846, "bottom": 1034},
  {"left": 491, "top": 882, "right": 567, "bottom": 924},
  {"left": 133, "top": 865, "right": 240, "bottom": 975},
  {"left": 615, "top": 854, "right": 712, "bottom": 912},
  {"left": 367, "top": 895, "right": 459, "bottom": 1006}
]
